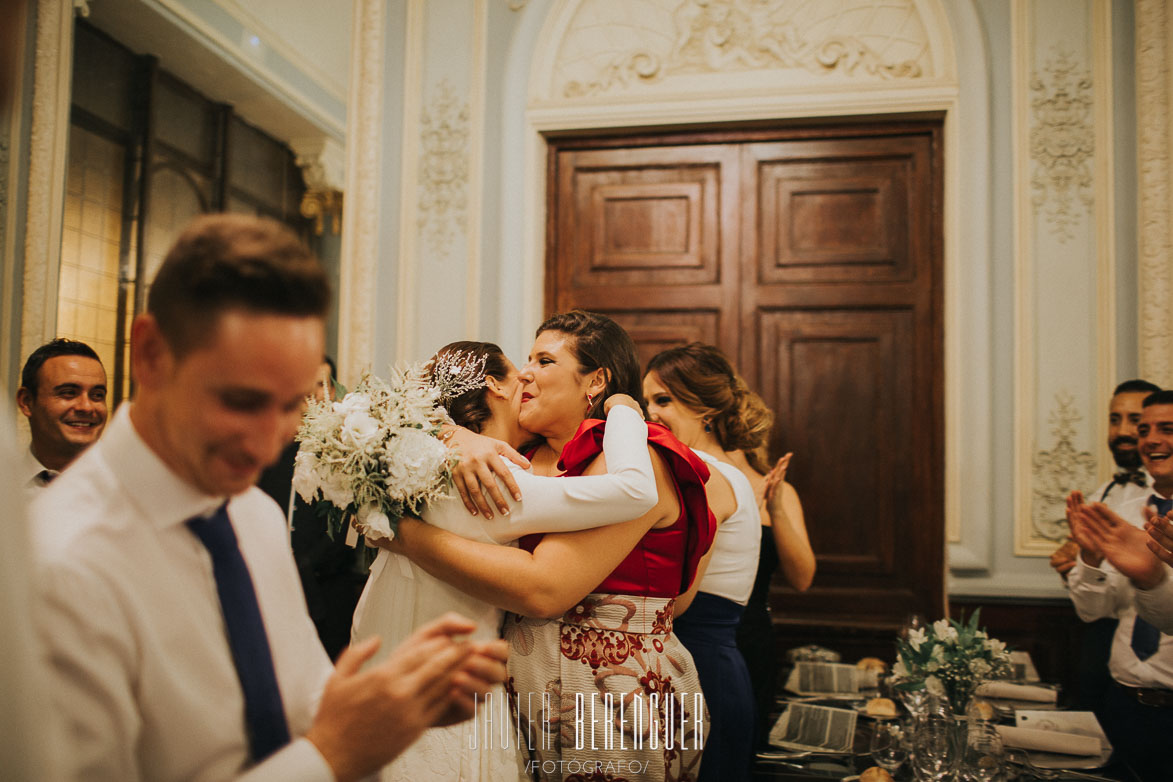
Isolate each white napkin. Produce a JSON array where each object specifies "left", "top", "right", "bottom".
[
  {"left": 995, "top": 725, "right": 1101, "bottom": 756},
  {"left": 975, "top": 681, "right": 1058, "bottom": 702}
]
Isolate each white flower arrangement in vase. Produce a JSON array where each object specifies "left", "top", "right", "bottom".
[{"left": 893, "top": 609, "right": 1013, "bottom": 716}]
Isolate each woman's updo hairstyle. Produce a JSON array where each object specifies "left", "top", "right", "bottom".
[
  {"left": 536, "top": 310, "right": 644, "bottom": 420},
  {"left": 645, "top": 342, "right": 774, "bottom": 472},
  {"left": 426, "top": 340, "right": 510, "bottom": 433}
]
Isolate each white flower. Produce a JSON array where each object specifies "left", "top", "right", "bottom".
[
  {"left": 358, "top": 502, "right": 393, "bottom": 542},
  {"left": 970, "top": 659, "right": 992, "bottom": 676},
  {"left": 908, "top": 627, "right": 927, "bottom": 650},
  {"left": 382, "top": 428, "right": 451, "bottom": 502},
  {"left": 933, "top": 619, "right": 958, "bottom": 642},
  {"left": 320, "top": 471, "right": 355, "bottom": 509},
  {"left": 341, "top": 409, "right": 381, "bottom": 447},
  {"left": 988, "top": 638, "right": 1006, "bottom": 656},
  {"left": 925, "top": 675, "right": 945, "bottom": 696},
  {"left": 292, "top": 450, "right": 322, "bottom": 503},
  {"left": 893, "top": 660, "right": 909, "bottom": 677},
  {"left": 333, "top": 391, "right": 371, "bottom": 416}
]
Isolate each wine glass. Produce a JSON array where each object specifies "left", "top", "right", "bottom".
[
  {"left": 959, "top": 723, "right": 1004, "bottom": 782},
  {"left": 911, "top": 715, "right": 960, "bottom": 781},
  {"left": 869, "top": 719, "right": 908, "bottom": 774}
]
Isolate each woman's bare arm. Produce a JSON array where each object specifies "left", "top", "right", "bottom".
[{"left": 768, "top": 482, "right": 815, "bottom": 592}]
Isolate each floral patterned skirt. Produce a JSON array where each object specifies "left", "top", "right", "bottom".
[{"left": 503, "top": 593, "right": 707, "bottom": 782}]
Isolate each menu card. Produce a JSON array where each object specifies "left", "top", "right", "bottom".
[
  {"left": 768, "top": 702, "right": 858, "bottom": 753},
  {"left": 784, "top": 662, "right": 864, "bottom": 696}
]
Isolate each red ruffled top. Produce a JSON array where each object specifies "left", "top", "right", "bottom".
[{"left": 520, "top": 419, "right": 716, "bottom": 597}]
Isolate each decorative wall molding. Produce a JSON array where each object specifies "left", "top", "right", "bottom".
[
  {"left": 1136, "top": 0, "right": 1173, "bottom": 388},
  {"left": 1030, "top": 47, "right": 1094, "bottom": 242},
  {"left": 291, "top": 136, "right": 347, "bottom": 192},
  {"left": 1030, "top": 392, "right": 1095, "bottom": 543},
  {"left": 300, "top": 189, "right": 343, "bottom": 236},
  {"left": 417, "top": 78, "right": 470, "bottom": 257},
  {"left": 539, "top": 0, "right": 941, "bottom": 104},
  {"left": 337, "top": 0, "right": 384, "bottom": 385},
  {"left": 1012, "top": 0, "right": 1114, "bottom": 559},
  {"left": 21, "top": 0, "right": 74, "bottom": 366}
]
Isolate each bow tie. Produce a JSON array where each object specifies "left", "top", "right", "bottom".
[{"left": 1114, "top": 471, "right": 1147, "bottom": 487}]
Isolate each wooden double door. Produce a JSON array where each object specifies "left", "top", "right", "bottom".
[{"left": 546, "top": 121, "right": 945, "bottom": 647}]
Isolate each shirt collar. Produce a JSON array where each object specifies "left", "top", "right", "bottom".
[
  {"left": 101, "top": 404, "right": 225, "bottom": 528},
  {"left": 22, "top": 445, "right": 53, "bottom": 488}
]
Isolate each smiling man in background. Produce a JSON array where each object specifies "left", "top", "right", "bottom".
[{"left": 16, "top": 338, "right": 108, "bottom": 491}]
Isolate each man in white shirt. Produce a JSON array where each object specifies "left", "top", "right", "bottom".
[
  {"left": 1068, "top": 389, "right": 1173, "bottom": 781},
  {"left": 16, "top": 337, "right": 108, "bottom": 491},
  {"left": 1049, "top": 380, "right": 1158, "bottom": 720},
  {"left": 30, "top": 214, "right": 507, "bottom": 782}
]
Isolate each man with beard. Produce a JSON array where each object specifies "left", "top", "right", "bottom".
[{"left": 1049, "top": 379, "right": 1160, "bottom": 719}]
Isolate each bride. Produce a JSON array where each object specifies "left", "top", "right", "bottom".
[{"left": 350, "top": 340, "right": 658, "bottom": 781}]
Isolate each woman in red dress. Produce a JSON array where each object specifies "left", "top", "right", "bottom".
[{"left": 390, "top": 311, "right": 716, "bottom": 782}]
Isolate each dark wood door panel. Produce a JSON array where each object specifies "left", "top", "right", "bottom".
[
  {"left": 553, "top": 145, "right": 740, "bottom": 294},
  {"left": 743, "top": 135, "right": 930, "bottom": 287},
  {"left": 757, "top": 309, "right": 911, "bottom": 576}
]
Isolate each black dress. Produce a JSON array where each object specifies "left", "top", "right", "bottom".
[{"left": 736, "top": 525, "right": 780, "bottom": 750}]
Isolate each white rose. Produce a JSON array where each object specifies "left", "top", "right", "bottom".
[
  {"left": 970, "top": 659, "right": 991, "bottom": 676},
  {"left": 924, "top": 675, "right": 945, "bottom": 696},
  {"left": 358, "top": 502, "right": 393, "bottom": 542},
  {"left": 988, "top": 639, "right": 1006, "bottom": 655},
  {"left": 933, "top": 619, "right": 957, "bottom": 642},
  {"left": 341, "top": 410, "right": 381, "bottom": 447},
  {"left": 382, "top": 429, "right": 450, "bottom": 501},
  {"left": 320, "top": 472, "right": 355, "bottom": 509},
  {"left": 333, "top": 392, "right": 370, "bottom": 416},
  {"left": 291, "top": 450, "right": 322, "bottom": 503}
]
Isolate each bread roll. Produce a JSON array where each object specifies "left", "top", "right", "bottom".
[
  {"left": 860, "top": 767, "right": 894, "bottom": 782},
  {"left": 856, "top": 657, "right": 888, "bottom": 673},
  {"left": 865, "top": 697, "right": 898, "bottom": 718}
]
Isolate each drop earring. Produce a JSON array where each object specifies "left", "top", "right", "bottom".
[
  {"left": 586, "top": 392, "right": 595, "bottom": 414},
  {"left": 703, "top": 418, "right": 712, "bottom": 433}
]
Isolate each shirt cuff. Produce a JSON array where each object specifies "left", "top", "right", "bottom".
[{"left": 237, "top": 738, "right": 336, "bottom": 782}]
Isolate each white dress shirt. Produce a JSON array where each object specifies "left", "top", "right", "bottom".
[
  {"left": 1134, "top": 574, "right": 1173, "bottom": 635},
  {"left": 30, "top": 405, "right": 335, "bottom": 782},
  {"left": 1068, "top": 491, "right": 1173, "bottom": 689},
  {"left": 690, "top": 450, "right": 761, "bottom": 606}
]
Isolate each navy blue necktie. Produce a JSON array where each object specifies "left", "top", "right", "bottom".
[
  {"left": 187, "top": 503, "right": 291, "bottom": 761},
  {"left": 1131, "top": 496, "right": 1173, "bottom": 661}
]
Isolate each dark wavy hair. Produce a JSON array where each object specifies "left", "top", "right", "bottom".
[
  {"left": 646, "top": 342, "right": 774, "bottom": 473},
  {"left": 536, "top": 310, "right": 644, "bottom": 419},
  {"left": 427, "top": 341, "right": 511, "bottom": 433}
]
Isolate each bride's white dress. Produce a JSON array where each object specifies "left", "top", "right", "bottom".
[{"left": 351, "top": 405, "right": 656, "bottom": 781}]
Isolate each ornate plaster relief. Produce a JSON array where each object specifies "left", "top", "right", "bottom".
[
  {"left": 1030, "top": 48, "right": 1094, "bottom": 242},
  {"left": 417, "top": 79, "right": 470, "bottom": 257}
]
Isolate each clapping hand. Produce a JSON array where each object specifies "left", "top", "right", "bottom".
[
  {"left": 760, "top": 453, "right": 793, "bottom": 505},
  {"left": 1070, "top": 503, "right": 1166, "bottom": 590},
  {"left": 1146, "top": 508, "right": 1173, "bottom": 569}
]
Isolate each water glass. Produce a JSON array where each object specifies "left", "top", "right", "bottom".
[
  {"left": 869, "top": 719, "right": 908, "bottom": 773},
  {"left": 959, "top": 723, "right": 1004, "bottom": 782}
]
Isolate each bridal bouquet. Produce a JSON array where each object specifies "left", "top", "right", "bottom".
[
  {"left": 893, "top": 610, "right": 1012, "bottom": 714},
  {"left": 292, "top": 358, "right": 483, "bottom": 542}
]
